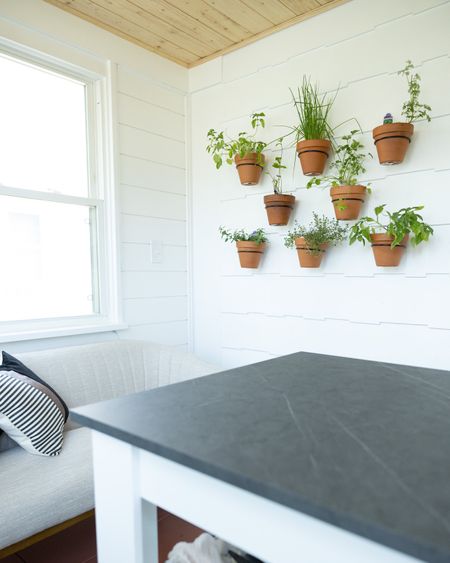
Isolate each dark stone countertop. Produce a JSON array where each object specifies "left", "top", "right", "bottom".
[{"left": 72, "top": 352, "right": 450, "bottom": 562}]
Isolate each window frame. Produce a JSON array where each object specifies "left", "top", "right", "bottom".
[{"left": 0, "top": 41, "right": 124, "bottom": 342}]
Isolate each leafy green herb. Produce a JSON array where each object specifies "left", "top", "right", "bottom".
[
  {"left": 265, "top": 141, "right": 287, "bottom": 194},
  {"left": 284, "top": 214, "right": 348, "bottom": 254},
  {"left": 219, "top": 226, "right": 268, "bottom": 245},
  {"left": 206, "top": 113, "right": 267, "bottom": 170},
  {"left": 398, "top": 60, "right": 431, "bottom": 123},
  {"left": 349, "top": 205, "right": 433, "bottom": 248},
  {"left": 307, "top": 130, "right": 371, "bottom": 189}
]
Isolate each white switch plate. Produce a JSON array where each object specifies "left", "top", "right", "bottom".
[{"left": 151, "top": 241, "right": 163, "bottom": 264}]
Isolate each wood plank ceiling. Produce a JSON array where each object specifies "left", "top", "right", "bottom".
[{"left": 44, "top": 0, "right": 348, "bottom": 67}]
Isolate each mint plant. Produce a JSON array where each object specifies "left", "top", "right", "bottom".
[
  {"left": 206, "top": 113, "right": 267, "bottom": 169},
  {"left": 219, "top": 227, "right": 268, "bottom": 245},
  {"left": 349, "top": 205, "right": 433, "bottom": 247}
]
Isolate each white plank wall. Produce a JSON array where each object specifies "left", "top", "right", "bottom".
[
  {"left": 0, "top": 0, "right": 189, "bottom": 352},
  {"left": 117, "top": 67, "right": 188, "bottom": 346},
  {"left": 189, "top": 0, "right": 450, "bottom": 369}
]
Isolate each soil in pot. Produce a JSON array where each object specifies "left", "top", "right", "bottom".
[
  {"left": 296, "top": 139, "right": 331, "bottom": 176},
  {"left": 330, "top": 185, "right": 367, "bottom": 220},
  {"left": 372, "top": 123, "right": 414, "bottom": 165},
  {"left": 295, "top": 237, "right": 327, "bottom": 268},
  {"left": 370, "top": 234, "right": 409, "bottom": 267},
  {"left": 234, "top": 153, "right": 265, "bottom": 185},
  {"left": 236, "top": 240, "right": 266, "bottom": 268},
  {"left": 264, "top": 194, "right": 296, "bottom": 226}
]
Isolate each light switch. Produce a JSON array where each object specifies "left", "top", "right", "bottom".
[{"left": 151, "top": 241, "right": 163, "bottom": 264}]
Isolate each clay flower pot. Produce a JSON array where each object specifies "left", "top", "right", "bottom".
[
  {"left": 296, "top": 139, "right": 331, "bottom": 176},
  {"left": 370, "top": 234, "right": 409, "bottom": 267},
  {"left": 295, "top": 237, "right": 328, "bottom": 268},
  {"left": 264, "top": 194, "right": 296, "bottom": 226},
  {"left": 372, "top": 123, "right": 414, "bottom": 165},
  {"left": 330, "top": 185, "right": 367, "bottom": 220},
  {"left": 236, "top": 240, "right": 266, "bottom": 268},
  {"left": 234, "top": 153, "right": 265, "bottom": 185}
]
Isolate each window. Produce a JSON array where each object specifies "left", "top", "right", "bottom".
[{"left": 0, "top": 49, "right": 121, "bottom": 340}]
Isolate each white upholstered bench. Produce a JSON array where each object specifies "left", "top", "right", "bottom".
[{"left": 0, "top": 340, "right": 216, "bottom": 557}]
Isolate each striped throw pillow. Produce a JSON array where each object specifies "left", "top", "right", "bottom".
[{"left": 0, "top": 369, "right": 66, "bottom": 456}]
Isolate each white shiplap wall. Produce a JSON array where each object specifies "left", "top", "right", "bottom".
[
  {"left": 117, "top": 67, "right": 188, "bottom": 346},
  {"left": 189, "top": 0, "right": 450, "bottom": 369},
  {"left": 0, "top": 0, "right": 189, "bottom": 352}
]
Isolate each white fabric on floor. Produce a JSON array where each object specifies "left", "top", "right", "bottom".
[{"left": 166, "top": 532, "right": 243, "bottom": 563}]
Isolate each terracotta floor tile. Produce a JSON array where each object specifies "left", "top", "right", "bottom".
[
  {"left": 158, "top": 514, "right": 203, "bottom": 563},
  {"left": 17, "top": 518, "right": 96, "bottom": 563},
  {"left": 157, "top": 508, "right": 171, "bottom": 523},
  {"left": 11, "top": 510, "right": 203, "bottom": 563}
]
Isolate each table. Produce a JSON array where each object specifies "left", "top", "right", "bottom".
[{"left": 72, "top": 352, "right": 450, "bottom": 563}]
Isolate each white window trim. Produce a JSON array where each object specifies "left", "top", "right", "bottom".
[{"left": 0, "top": 39, "right": 125, "bottom": 342}]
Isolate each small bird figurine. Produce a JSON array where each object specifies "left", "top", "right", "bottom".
[{"left": 383, "top": 112, "right": 393, "bottom": 124}]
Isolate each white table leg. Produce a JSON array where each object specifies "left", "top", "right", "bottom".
[{"left": 92, "top": 431, "right": 158, "bottom": 563}]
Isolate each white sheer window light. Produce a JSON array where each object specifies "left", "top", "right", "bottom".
[{"left": 0, "top": 48, "right": 122, "bottom": 341}]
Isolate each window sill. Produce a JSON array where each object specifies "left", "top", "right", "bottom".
[{"left": 0, "top": 322, "right": 128, "bottom": 343}]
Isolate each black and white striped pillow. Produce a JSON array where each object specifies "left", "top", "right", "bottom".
[{"left": 0, "top": 353, "right": 67, "bottom": 456}]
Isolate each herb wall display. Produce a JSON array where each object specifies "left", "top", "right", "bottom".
[{"left": 211, "top": 59, "right": 434, "bottom": 270}]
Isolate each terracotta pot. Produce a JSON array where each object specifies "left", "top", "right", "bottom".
[
  {"left": 330, "top": 185, "right": 367, "bottom": 220},
  {"left": 295, "top": 237, "right": 328, "bottom": 268},
  {"left": 370, "top": 234, "right": 409, "bottom": 267},
  {"left": 264, "top": 194, "right": 296, "bottom": 226},
  {"left": 296, "top": 139, "right": 331, "bottom": 176},
  {"left": 372, "top": 123, "right": 414, "bottom": 165},
  {"left": 236, "top": 240, "right": 266, "bottom": 268},
  {"left": 234, "top": 153, "right": 265, "bottom": 185}
]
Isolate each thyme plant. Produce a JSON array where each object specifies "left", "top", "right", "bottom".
[{"left": 284, "top": 214, "right": 348, "bottom": 254}]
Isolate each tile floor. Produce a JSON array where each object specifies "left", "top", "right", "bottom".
[{"left": 2, "top": 509, "right": 203, "bottom": 563}]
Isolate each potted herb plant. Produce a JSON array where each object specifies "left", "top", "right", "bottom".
[
  {"left": 307, "top": 130, "right": 371, "bottom": 220},
  {"left": 284, "top": 213, "right": 348, "bottom": 268},
  {"left": 291, "top": 77, "right": 335, "bottom": 176},
  {"left": 373, "top": 60, "right": 432, "bottom": 165},
  {"left": 264, "top": 145, "right": 296, "bottom": 226},
  {"left": 206, "top": 113, "right": 267, "bottom": 186},
  {"left": 219, "top": 226, "right": 268, "bottom": 269},
  {"left": 349, "top": 205, "right": 433, "bottom": 266}
]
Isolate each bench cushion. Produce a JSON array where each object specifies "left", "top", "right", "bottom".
[
  {"left": 15, "top": 341, "right": 217, "bottom": 431},
  {"left": 0, "top": 427, "right": 93, "bottom": 549}
]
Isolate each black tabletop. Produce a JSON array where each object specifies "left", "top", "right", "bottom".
[{"left": 72, "top": 352, "right": 450, "bottom": 562}]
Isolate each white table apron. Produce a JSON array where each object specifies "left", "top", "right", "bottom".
[{"left": 92, "top": 431, "right": 422, "bottom": 563}]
